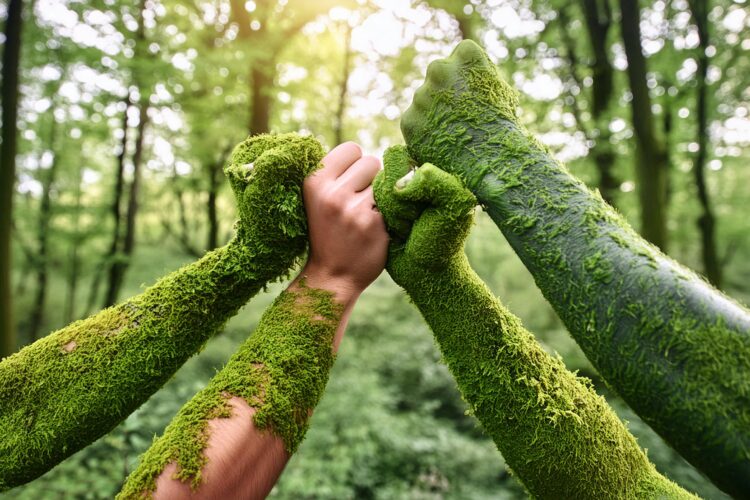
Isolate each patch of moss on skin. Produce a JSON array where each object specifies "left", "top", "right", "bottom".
[
  {"left": 0, "top": 133, "right": 325, "bottom": 491},
  {"left": 374, "top": 147, "right": 696, "bottom": 499},
  {"left": 401, "top": 40, "right": 750, "bottom": 497},
  {"left": 117, "top": 281, "right": 342, "bottom": 498}
]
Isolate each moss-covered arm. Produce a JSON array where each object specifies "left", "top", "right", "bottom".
[
  {"left": 400, "top": 40, "right": 750, "bottom": 498},
  {"left": 117, "top": 278, "right": 344, "bottom": 499},
  {"left": 118, "top": 141, "right": 388, "bottom": 499},
  {"left": 0, "top": 133, "right": 325, "bottom": 491},
  {"left": 373, "top": 146, "right": 696, "bottom": 499}
]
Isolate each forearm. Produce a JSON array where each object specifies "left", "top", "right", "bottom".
[
  {"left": 402, "top": 40, "right": 750, "bottom": 496},
  {"left": 118, "top": 273, "right": 352, "bottom": 499},
  {"left": 0, "top": 237, "right": 302, "bottom": 491},
  {"left": 394, "top": 256, "right": 694, "bottom": 499}
]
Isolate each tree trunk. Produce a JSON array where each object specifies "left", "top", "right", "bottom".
[
  {"left": 688, "top": 0, "right": 721, "bottom": 287},
  {"left": 104, "top": 102, "right": 148, "bottom": 307},
  {"left": 206, "top": 158, "right": 222, "bottom": 250},
  {"left": 249, "top": 64, "right": 273, "bottom": 135},
  {"left": 28, "top": 116, "right": 60, "bottom": 341},
  {"left": 0, "top": 0, "right": 24, "bottom": 357},
  {"left": 102, "top": 95, "right": 131, "bottom": 308},
  {"left": 619, "top": 0, "right": 669, "bottom": 251},
  {"left": 333, "top": 24, "right": 353, "bottom": 145},
  {"left": 581, "top": 0, "right": 619, "bottom": 207},
  {"left": 65, "top": 168, "right": 84, "bottom": 323}
]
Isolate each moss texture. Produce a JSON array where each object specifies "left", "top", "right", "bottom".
[
  {"left": 117, "top": 281, "right": 342, "bottom": 498},
  {"left": 401, "top": 39, "right": 750, "bottom": 498},
  {"left": 374, "top": 146, "right": 696, "bottom": 499},
  {"left": 0, "top": 133, "right": 325, "bottom": 491}
]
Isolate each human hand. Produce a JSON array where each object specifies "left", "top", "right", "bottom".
[
  {"left": 300, "top": 142, "right": 388, "bottom": 301},
  {"left": 373, "top": 145, "right": 476, "bottom": 286},
  {"left": 224, "top": 133, "right": 325, "bottom": 256}
]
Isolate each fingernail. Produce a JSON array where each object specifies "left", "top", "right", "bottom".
[
  {"left": 242, "top": 162, "right": 254, "bottom": 172},
  {"left": 396, "top": 169, "right": 415, "bottom": 189}
]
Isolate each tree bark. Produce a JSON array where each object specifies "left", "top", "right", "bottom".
[
  {"left": 0, "top": 0, "right": 24, "bottom": 357},
  {"left": 102, "top": 95, "right": 131, "bottom": 307},
  {"left": 206, "top": 158, "right": 222, "bottom": 250},
  {"left": 104, "top": 102, "right": 148, "bottom": 306},
  {"left": 619, "top": 0, "right": 670, "bottom": 251},
  {"left": 28, "top": 114, "right": 60, "bottom": 341},
  {"left": 688, "top": 0, "right": 721, "bottom": 287},
  {"left": 581, "top": 0, "right": 619, "bottom": 207},
  {"left": 249, "top": 64, "right": 273, "bottom": 135},
  {"left": 65, "top": 168, "right": 84, "bottom": 323},
  {"left": 333, "top": 24, "right": 353, "bottom": 145}
]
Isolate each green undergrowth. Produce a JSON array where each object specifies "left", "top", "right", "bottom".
[
  {"left": 117, "top": 281, "right": 342, "bottom": 498},
  {"left": 401, "top": 39, "right": 750, "bottom": 497},
  {"left": 0, "top": 133, "right": 325, "bottom": 491},
  {"left": 373, "top": 145, "right": 696, "bottom": 499}
]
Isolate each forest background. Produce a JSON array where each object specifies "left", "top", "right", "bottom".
[{"left": 0, "top": 0, "right": 749, "bottom": 498}]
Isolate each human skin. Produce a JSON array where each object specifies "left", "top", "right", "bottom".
[
  {"left": 118, "top": 143, "right": 388, "bottom": 499},
  {"left": 400, "top": 40, "right": 750, "bottom": 498},
  {"left": 372, "top": 146, "right": 696, "bottom": 499},
  {"left": 0, "top": 133, "right": 326, "bottom": 491}
]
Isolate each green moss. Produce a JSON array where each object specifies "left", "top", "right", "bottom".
[
  {"left": 0, "top": 133, "right": 325, "bottom": 491},
  {"left": 373, "top": 146, "right": 695, "bottom": 499},
  {"left": 401, "top": 39, "right": 750, "bottom": 497},
  {"left": 117, "top": 281, "right": 342, "bottom": 498}
]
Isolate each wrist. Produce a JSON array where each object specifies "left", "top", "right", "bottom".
[{"left": 294, "top": 261, "right": 364, "bottom": 306}]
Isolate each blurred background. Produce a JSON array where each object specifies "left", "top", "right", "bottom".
[{"left": 1, "top": 0, "right": 749, "bottom": 498}]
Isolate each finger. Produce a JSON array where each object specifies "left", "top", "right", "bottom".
[
  {"left": 337, "top": 155, "right": 381, "bottom": 192},
  {"left": 319, "top": 142, "right": 363, "bottom": 179},
  {"left": 381, "top": 145, "right": 414, "bottom": 185},
  {"left": 351, "top": 185, "right": 377, "bottom": 210},
  {"left": 395, "top": 163, "right": 476, "bottom": 215}
]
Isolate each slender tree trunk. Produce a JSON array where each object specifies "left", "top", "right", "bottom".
[
  {"left": 333, "top": 24, "right": 353, "bottom": 146},
  {"left": 688, "top": 0, "right": 721, "bottom": 287},
  {"left": 0, "top": 0, "right": 24, "bottom": 357},
  {"left": 28, "top": 116, "right": 60, "bottom": 341},
  {"left": 249, "top": 64, "right": 273, "bottom": 135},
  {"left": 65, "top": 168, "right": 83, "bottom": 323},
  {"left": 102, "top": 95, "right": 131, "bottom": 308},
  {"left": 206, "top": 158, "right": 221, "bottom": 250},
  {"left": 581, "top": 0, "right": 619, "bottom": 207},
  {"left": 619, "top": 0, "right": 669, "bottom": 251},
  {"left": 104, "top": 102, "right": 148, "bottom": 306}
]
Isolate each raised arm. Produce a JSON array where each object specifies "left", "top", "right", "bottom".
[
  {"left": 373, "top": 146, "right": 695, "bottom": 499},
  {"left": 400, "top": 40, "right": 750, "bottom": 498},
  {"left": 0, "top": 133, "right": 324, "bottom": 491},
  {"left": 118, "top": 142, "right": 388, "bottom": 499}
]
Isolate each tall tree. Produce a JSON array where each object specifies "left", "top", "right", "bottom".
[
  {"left": 229, "top": 0, "right": 353, "bottom": 135},
  {"left": 103, "top": 0, "right": 151, "bottom": 307},
  {"left": 0, "top": 0, "right": 24, "bottom": 357},
  {"left": 100, "top": 95, "right": 131, "bottom": 308},
  {"left": 687, "top": 0, "right": 721, "bottom": 287},
  {"left": 27, "top": 106, "right": 61, "bottom": 341},
  {"left": 333, "top": 23, "right": 353, "bottom": 145},
  {"left": 619, "top": 0, "right": 670, "bottom": 250}
]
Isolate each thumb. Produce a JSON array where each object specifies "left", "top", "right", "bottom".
[{"left": 395, "top": 164, "right": 476, "bottom": 267}]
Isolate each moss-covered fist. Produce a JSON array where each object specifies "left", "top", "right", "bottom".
[
  {"left": 374, "top": 145, "right": 476, "bottom": 282},
  {"left": 400, "top": 40, "right": 521, "bottom": 190},
  {"left": 225, "top": 133, "right": 325, "bottom": 253}
]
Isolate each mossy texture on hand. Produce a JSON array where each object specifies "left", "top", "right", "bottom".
[
  {"left": 401, "top": 40, "right": 750, "bottom": 498},
  {"left": 373, "top": 146, "right": 696, "bottom": 499},
  {"left": 117, "top": 282, "right": 342, "bottom": 498},
  {"left": 0, "top": 133, "right": 324, "bottom": 491}
]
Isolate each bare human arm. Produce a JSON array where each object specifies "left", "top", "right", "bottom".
[{"left": 119, "top": 142, "right": 388, "bottom": 499}]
